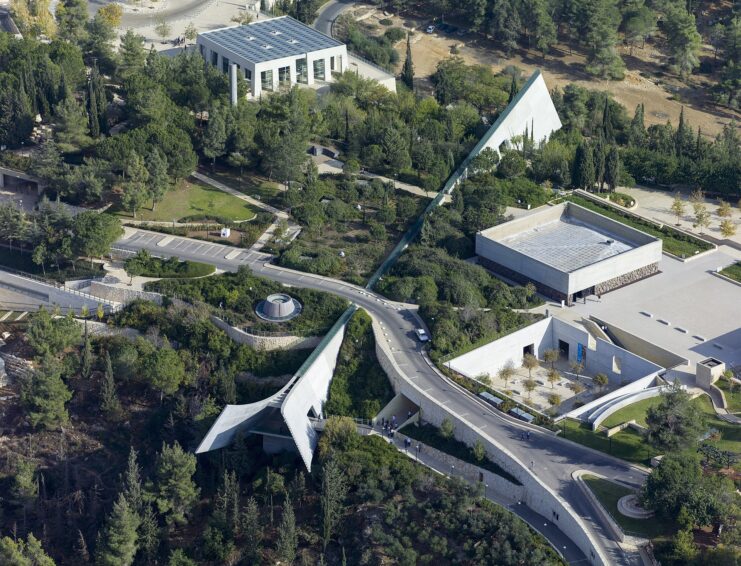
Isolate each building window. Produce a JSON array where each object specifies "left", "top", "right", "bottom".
[
  {"left": 211, "top": 51, "right": 218, "bottom": 66},
  {"left": 222, "top": 56, "right": 230, "bottom": 74},
  {"left": 244, "top": 68, "right": 252, "bottom": 87},
  {"left": 313, "top": 59, "right": 325, "bottom": 81},
  {"left": 329, "top": 56, "right": 335, "bottom": 71},
  {"left": 278, "top": 65, "right": 290, "bottom": 87},
  {"left": 199, "top": 44, "right": 204, "bottom": 56},
  {"left": 296, "top": 58, "right": 307, "bottom": 83},
  {"left": 261, "top": 70, "right": 273, "bottom": 91}
]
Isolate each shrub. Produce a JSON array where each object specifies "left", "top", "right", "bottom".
[{"left": 384, "top": 27, "right": 406, "bottom": 43}]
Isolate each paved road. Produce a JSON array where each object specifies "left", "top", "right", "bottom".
[
  {"left": 313, "top": 0, "right": 354, "bottom": 36},
  {"left": 115, "top": 226, "right": 644, "bottom": 565}
]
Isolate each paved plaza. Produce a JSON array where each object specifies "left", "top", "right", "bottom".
[{"left": 562, "top": 246, "right": 741, "bottom": 368}]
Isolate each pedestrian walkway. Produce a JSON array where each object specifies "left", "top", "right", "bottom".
[{"left": 383, "top": 433, "right": 588, "bottom": 565}]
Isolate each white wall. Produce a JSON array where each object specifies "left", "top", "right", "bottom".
[
  {"left": 480, "top": 72, "right": 562, "bottom": 155},
  {"left": 448, "top": 318, "right": 552, "bottom": 378}
]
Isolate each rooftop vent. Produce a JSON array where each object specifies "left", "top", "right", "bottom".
[
  {"left": 288, "top": 38, "right": 298, "bottom": 44},
  {"left": 605, "top": 239, "right": 615, "bottom": 245},
  {"left": 271, "top": 30, "right": 281, "bottom": 35},
  {"left": 263, "top": 44, "right": 272, "bottom": 49},
  {"left": 246, "top": 35, "right": 255, "bottom": 41}
]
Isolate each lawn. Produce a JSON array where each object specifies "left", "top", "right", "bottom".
[
  {"left": 601, "top": 397, "right": 664, "bottom": 428},
  {"left": 115, "top": 179, "right": 257, "bottom": 222},
  {"left": 561, "top": 419, "right": 653, "bottom": 465},
  {"left": 124, "top": 255, "right": 215, "bottom": 279},
  {"left": 720, "top": 262, "right": 741, "bottom": 284},
  {"left": 203, "top": 166, "right": 285, "bottom": 210},
  {"left": 582, "top": 475, "right": 676, "bottom": 539},
  {"left": 566, "top": 194, "right": 713, "bottom": 257},
  {"left": 717, "top": 378, "right": 741, "bottom": 414},
  {"left": 563, "top": 394, "right": 741, "bottom": 467}
]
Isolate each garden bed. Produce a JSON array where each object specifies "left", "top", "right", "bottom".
[
  {"left": 124, "top": 254, "right": 215, "bottom": 279},
  {"left": 720, "top": 262, "right": 741, "bottom": 284}
]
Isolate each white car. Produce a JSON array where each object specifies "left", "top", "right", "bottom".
[
  {"left": 415, "top": 328, "right": 430, "bottom": 342},
  {"left": 426, "top": 25, "right": 435, "bottom": 34}
]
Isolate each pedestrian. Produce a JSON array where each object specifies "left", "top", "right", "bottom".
[
  {"left": 407, "top": 410, "right": 412, "bottom": 420},
  {"left": 530, "top": 460, "right": 534, "bottom": 469},
  {"left": 527, "top": 431, "right": 531, "bottom": 441}
]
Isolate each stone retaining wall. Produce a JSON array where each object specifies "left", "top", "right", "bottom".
[
  {"left": 210, "top": 316, "right": 321, "bottom": 351},
  {"left": 89, "top": 282, "right": 163, "bottom": 305},
  {"left": 594, "top": 263, "right": 659, "bottom": 295}
]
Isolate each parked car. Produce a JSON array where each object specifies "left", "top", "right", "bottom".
[
  {"left": 415, "top": 328, "right": 430, "bottom": 342},
  {"left": 425, "top": 25, "right": 435, "bottom": 33}
]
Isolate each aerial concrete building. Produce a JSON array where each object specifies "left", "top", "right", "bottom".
[
  {"left": 477, "top": 201, "right": 662, "bottom": 305},
  {"left": 197, "top": 16, "right": 348, "bottom": 97}
]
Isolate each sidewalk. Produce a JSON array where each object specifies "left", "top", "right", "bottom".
[{"left": 383, "top": 432, "right": 588, "bottom": 565}]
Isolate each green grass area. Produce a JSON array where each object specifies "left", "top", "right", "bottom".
[
  {"left": 720, "top": 262, "right": 741, "bottom": 284},
  {"left": 204, "top": 167, "right": 285, "bottom": 209},
  {"left": 601, "top": 396, "right": 664, "bottom": 429},
  {"left": 566, "top": 194, "right": 713, "bottom": 257},
  {"left": 125, "top": 255, "right": 215, "bottom": 279},
  {"left": 717, "top": 378, "right": 741, "bottom": 413},
  {"left": 114, "top": 179, "right": 257, "bottom": 222},
  {"left": 563, "top": 394, "right": 741, "bottom": 466},
  {"left": 400, "top": 423, "right": 523, "bottom": 485},
  {"left": 561, "top": 419, "right": 653, "bottom": 465},
  {"left": 0, "top": 246, "right": 104, "bottom": 282},
  {"left": 582, "top": 475, "right": 676, "bottom": 539}
]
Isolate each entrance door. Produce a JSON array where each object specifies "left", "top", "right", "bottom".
[
  {"left": 558, "top": 340, "right": 569, "bottom": 359},
  {"left": 523, "top": 344, "right": 534, "bottom": 356}
]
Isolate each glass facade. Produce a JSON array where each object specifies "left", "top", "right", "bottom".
[
  {"left": 222, "top": 56, "right": 230, "bottom": 74},
  {"left": 313, "top": 59, "right": 325, "bottom": 81},
  {"left": 278, "top": 65, "right": 290, "bottom": 87},
  {"left": 261, "top": 69, "right": 273, "bottom": 91},
  {"left": 296, "top": 58, "right": 307, "bottom": 84},
  {"left": 211, "top": 51, "right": 218, "bottom": 66}
]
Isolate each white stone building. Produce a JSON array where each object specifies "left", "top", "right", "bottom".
[{"left": 196, "top": 16, "right": 348, "bottom": 98}]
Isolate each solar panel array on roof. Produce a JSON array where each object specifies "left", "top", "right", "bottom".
[{"left": 200, "top": 16, "right": 344, "bottom": 64}]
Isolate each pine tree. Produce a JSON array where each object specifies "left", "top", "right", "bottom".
[
  {"left": 241, "top": 496, "right": 262, "bottom": 561},
  {"left": 145, "top": 148, "right": 170, "bottom": 211},
  {"left": 155, "top": 442, "right": 200, "bottom": 526},
  {"left": 20, "top": 355, "right": 72, "bottom": 430},
  {"left": 276, "top": 497, "right": 297, "bottom": 564},
  {"left": 121, "top": 447, "right": 143, "bottom": 512},
  {"left": 213, "top": 470, "right": 240, "bottom": 539},
  {"left": 100, "top": 351, "right": 122, "bottom": 419},
  {"left": 401, "top": 33, "right": 414, "bottom": 90},
  {"left": 320, "top": 459, "right": 348, "bottom": 552},
  {"left": 137, "top": 504, "right": 160, "bottom": 562},
  {"left": 95, "top": 493, "right": 140, "bottom": 566}
]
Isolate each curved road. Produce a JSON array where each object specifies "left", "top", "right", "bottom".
[
  {"left": 115, "top": 227, "right": 645, "bottom": 565},
  {"left": 313, "top": 0, "right": 354, "bottom": 36}
]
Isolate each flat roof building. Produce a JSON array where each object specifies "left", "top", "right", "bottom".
[
  {"left": 197, "top": 16, "right": 348, "bottom": 97},
  {"left": 477, "top": 201, "right": 662, "bottom": 305}
]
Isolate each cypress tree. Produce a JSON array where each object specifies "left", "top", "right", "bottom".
[
  {"left": 628, "top": 103, "right": 646, "bottom": 147},
  {"left": 241, "top": 496, "right": 262, "bottom": 561},
  {"left": 601, "top": 97, "right": 614, "bottom": 141},
  {"left": 593, "top": 136, "right": 606, "bottom": 191},
  {"left": 86, "top": 83, "right": 99, "bottom": 139},
  {"left": 100, "top": 351, "right": 121, "bottom": 419},
  {"left": 572, "top": 142, "right": 595, "bottom": 190},
  {"left": 121, "top": 448, "right": 143, "bottom": 512},
  {"left": 508, "top": 73, "right": 518, "bottom": 103},
  {"left": 401, "top": 33, "right": 414, "bottom": 90},
  {"left": 605, "top": 145, "right": 620, "bottom": 193},
  {"left": 80, "top": 323, "right": 93, "bottom": 380}
]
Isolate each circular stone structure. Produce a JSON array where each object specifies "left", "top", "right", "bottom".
[
  {"left": 617, "top": 494, "right": 654, "bottom": 519},
  {"left": 255, "top": 293, "right": 302, "bottom": 322}
]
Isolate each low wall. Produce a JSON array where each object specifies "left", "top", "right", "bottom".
[
  {"left": 565, "top": 374, "right": 657, "bottom": 422},
  {"left": 573, "top": 471, "right": 625, "bottom": 543},
  {"left": 371, "top": 318, "right": 610, "bottom": 566},
  {"left": 89, "top": 282, "right": 163, "bottom": 305},
  {"left": 210, "top": 316, "right": 321, "bottom": 351},
  {"left": 72, "top": 319, "right": 141, "bottom": 340},
  {"left": 588, "top": 386, "right": 664, "bottom": 430}
]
